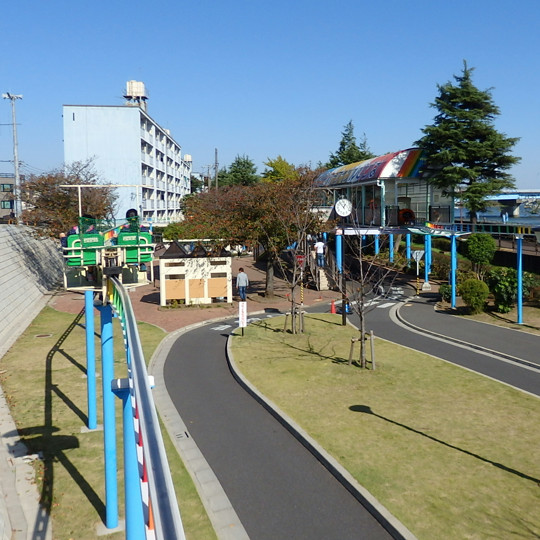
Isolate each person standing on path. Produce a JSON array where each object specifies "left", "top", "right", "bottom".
[{"left": 236, "top": 267, "right": 249, "bottom": 301}]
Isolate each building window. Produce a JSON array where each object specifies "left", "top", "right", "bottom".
[
  {"left": 1, "top": 200, "right": 14, "bottom": 209},
  {"left": 1, "top": 184, "right": 13, "bottom": 192}
]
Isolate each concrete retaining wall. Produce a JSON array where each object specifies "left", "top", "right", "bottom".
[
  {"left": 0, "top": 225, "right": 63, "bottom": 358},
  {"left": 0, "top": 224, "right": 62, "bottom": 540}
]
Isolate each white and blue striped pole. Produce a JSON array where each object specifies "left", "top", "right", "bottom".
[{"left": 389, "top": 234, "right": 394, "bottom": 263}]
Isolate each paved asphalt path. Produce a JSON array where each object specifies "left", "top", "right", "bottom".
[
  {"left": 163, "top": 316, "right": 393, "bottom": 540},
  {"left": 361, "top": 292, "right": 540, "bottom": 397},
  {"left": 162, "top": 287, "right": 540, "bottom": 539}
]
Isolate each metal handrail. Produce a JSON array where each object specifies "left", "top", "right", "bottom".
[{"left": 110, "top": 277, "right": 186, "bottom": 540}]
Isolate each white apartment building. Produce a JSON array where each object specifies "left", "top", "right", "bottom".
[{"left": 63, "top": 81, "right": 192, "bottom": 224}]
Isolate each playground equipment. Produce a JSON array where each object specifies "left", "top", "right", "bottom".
[{"left": 62, "top": 211, "right": 154, "bottom": 291}]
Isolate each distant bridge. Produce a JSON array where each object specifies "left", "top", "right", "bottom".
[{"left": 486, "top": 189, "right": 540, "bottom": 217}]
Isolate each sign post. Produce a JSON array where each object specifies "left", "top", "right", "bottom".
[
  {"left": 238, "top": 300, "right": 247, "bottom": 336},
  {"left": 296, "top": 253, "right": 306, "bottom": 306},
  {"left": 412, "top": 250, "right": 424, "bottom": 296}
]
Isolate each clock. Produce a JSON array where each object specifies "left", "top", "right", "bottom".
[{"left": 335, "top": 198, "right": 352, "bottom": 217}]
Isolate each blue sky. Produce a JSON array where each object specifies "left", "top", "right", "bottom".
[{"left": 1, "top": 0, "right": 539, "bottom": 187}]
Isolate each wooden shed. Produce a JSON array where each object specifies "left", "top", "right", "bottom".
[{"left": 159, "top": 241, "right": 233, "bottom": 306}]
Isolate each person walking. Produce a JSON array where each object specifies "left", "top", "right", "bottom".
[
  {"left": 314, "top": 238, "right": 325, "bottom": 267},
  {"left": 236, "top": 267, "right": 249, "bottom": 301}
]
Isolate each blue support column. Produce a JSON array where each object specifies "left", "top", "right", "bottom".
[
  {"left": 517, "top": 235, "right": 523, "bottom": 324},
  {"left": 427, "top": 234, "right": 432, "bottom": 275},
  {"left": 85, "top": 290, "right": 97, "bottom": 430},
  {"left": 406, "top": 234, "right": 411, "bottom": 261},
  {"left": 450, "top": 235, "right": 457, "bottom": 308},
  {"left": 375, "top": 236, "right": 380, "bottom": 255},
  {"left": 336, "top": 233, "right": 343, "bottom": 273},
  {"left": 100, "top": 304, "right": 118, "bottom": 529},
  {"left": 113, "top": 382, "right": 145, "bottom": 540},
  {"left": 389, "top": 234, "right": 394, "bottom": 263},
  {"left": 424, "top": 235, "right": 430, "bottom": 283}
]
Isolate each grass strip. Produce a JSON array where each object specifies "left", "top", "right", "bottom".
[
  {"left": 230, "top": 313, "right": 540, "bottom": 540},
  {"left": 0, "top": 305, "right": 215, "bottom": 539}
]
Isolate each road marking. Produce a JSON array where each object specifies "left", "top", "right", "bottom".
[
  {"left": 377, "top": 302, "right": 396, "bottom": 309},
  {"left": 211, "top": 324, "right": 232, "bottom": 331}
]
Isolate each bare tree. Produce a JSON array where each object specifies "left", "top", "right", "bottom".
[{"left": 338, "top": 226, "right": 405, "bottom": 368}]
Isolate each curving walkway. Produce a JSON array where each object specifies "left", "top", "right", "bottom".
[
  {"left": 156, "top": 314, "right": 403, "bottom": 539},
  {"left": 152, "top": 287, "right": 540, "bottom": 539}
]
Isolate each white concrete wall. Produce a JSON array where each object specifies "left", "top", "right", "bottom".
[
  {"left": 0, "top": 225, "right": 62, "bottom": 539},
  {"left": 0, "top": 224, "right": 63, "bottom": 359}
]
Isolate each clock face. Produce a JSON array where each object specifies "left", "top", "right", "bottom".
[{"left": 335, "top": 198, "right": 352, "bottom": 217}]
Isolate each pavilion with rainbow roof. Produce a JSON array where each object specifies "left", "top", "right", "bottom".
[{"left": 315, "top": 148, "right": 453, "bottom": 228}]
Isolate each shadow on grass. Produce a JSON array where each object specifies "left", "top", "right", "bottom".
[
  {"left": 250, "top": 319, "right": 350, "bottom": 363},
  {"left": 350, "top": 404, "right": 540, "bottom": 485},
  {"left": 483, "top": 305, "right": 540, "bottom": 331},
  {"left": 9, "top": 308, "right": 106, "bottom": 539}
]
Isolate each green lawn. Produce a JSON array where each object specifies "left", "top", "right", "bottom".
[
  {"left": 4, "top": 303, "right": 539, "bottom": 539},
  {"left": 0, "top": 306, "right": 215, "bottom": 540},
  {"left": 230, "top": 313, "right": 540, "bottom": 540}
]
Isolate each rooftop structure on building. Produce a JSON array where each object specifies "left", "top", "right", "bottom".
[
  {"left": 63, "top": 81, "right": 192, "bottom": 224},
  {"left": 315, "top": 148, "right": 454, "bottom": 227}
]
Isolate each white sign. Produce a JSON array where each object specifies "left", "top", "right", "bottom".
[
  {"left": 412, "top": 250, "right": 424, "bottom": 262},
  {"left": 238, "top": 301, "right": 247, "bottom": 328}
]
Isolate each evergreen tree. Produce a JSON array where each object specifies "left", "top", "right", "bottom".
[
  {"left": 326, "top": 120, "right": 375, "bottom": 168},
  {"left": 220, "top": 155, "right": 259, "bottom": 186},
  {"left": 416, "top": 62, "right": 520, "bottom": 223}
]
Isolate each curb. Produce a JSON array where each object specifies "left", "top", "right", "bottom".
[
  {"left": 224, "top": 326, "right": 417, "bottom": 540},
  {"left": 393, "top": 300, "right": 540, "bottom": 370},
  {"left": 149, "top": 316, "right": 250, "bottom": 540}
]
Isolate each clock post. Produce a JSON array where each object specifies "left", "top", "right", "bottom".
[{"left": 335, "top": 198, "right": 352, "bottom": 325}]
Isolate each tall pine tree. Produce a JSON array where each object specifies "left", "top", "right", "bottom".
[
  {"left": 416, "top": 62, "right": 520, "bottom": 224},
  {"left": 326, "top": 121, "right": 375, "bottom": 168}
]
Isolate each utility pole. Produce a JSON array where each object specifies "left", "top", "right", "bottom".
[
  {"left": 2, "top": 93, "right": 23, "bottom": 220},
  {"left": 214, "top": 148, "right": 218, "bottom": 190},
  {"left": 206, "top": 165, "right": 211, "bottom": 190}
]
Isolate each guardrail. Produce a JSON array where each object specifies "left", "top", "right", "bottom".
[{"left": 106, "top": 277, "right": 185, "bottom": 539}]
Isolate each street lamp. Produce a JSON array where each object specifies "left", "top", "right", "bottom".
[{"left": 2, "top": 93, "right": 23, "bottom": 219}]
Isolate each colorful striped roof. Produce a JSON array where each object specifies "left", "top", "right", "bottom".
[{"left": 315, "top": 148, "right": 424, "bottom": 187}]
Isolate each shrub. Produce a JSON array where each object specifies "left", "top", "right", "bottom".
[
  {"left": 464, "top": 233, "right": 497, "bottom": 278},
  {"left": 486, "top": 268, "right": 516, "bottom": 313},
  {"left": 430, "top": 251, "right": 451, "bottom": 280},
  {"left": 487, "top": 268, "right": 540, "bottom": 313},
  {"left": 459, "top": 279, "right": 489, "bottom": 314},
  {"left": 439, "top": 283, "right": 452, "bottom": 303},
  {"left": 431, "top": 237, "right": 451, "bottom": 252}
]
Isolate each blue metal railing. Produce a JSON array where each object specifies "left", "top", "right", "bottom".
[{"left": 106, "top": 277, "right": 186, "bottom": 539}]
